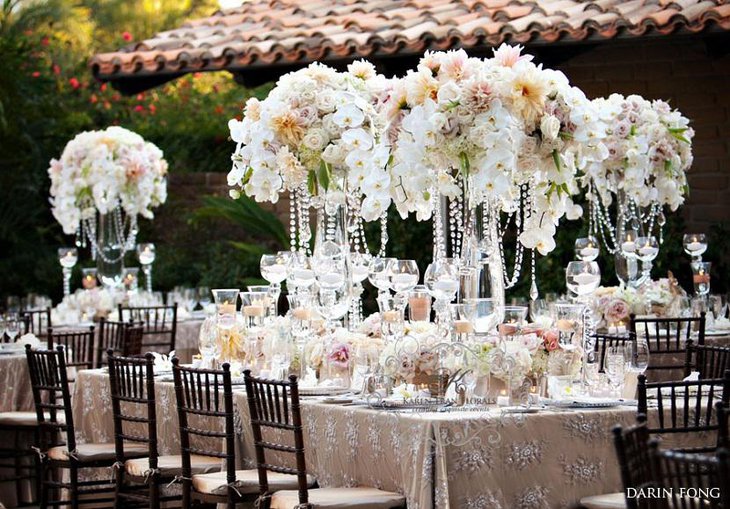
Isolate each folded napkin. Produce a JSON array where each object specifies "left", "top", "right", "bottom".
[
  {"left": 16, "top": 333, "right": 41, "bottom": 349},
  {"left": 151, "top": 351, "right": 175, "bottom": 373},
  {"left": 713, "top": 317, "right": 730, "bottom": 332}
]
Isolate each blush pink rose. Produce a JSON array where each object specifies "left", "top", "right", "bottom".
[{"left": 604, "top": 299, "right": 629, "bottom": 324}]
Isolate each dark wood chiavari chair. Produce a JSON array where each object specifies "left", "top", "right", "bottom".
[
  {"left": 21, "top": 308, "right": 51, "bottom": 337},
  {"left": 25, "top": 345, "right": 147, "bottom": 508},
  {"left": 630, "top": 313, "right": 706, "bottom": 380},
  {"left": 648, "top": 440, "right": 730, "bottom": 509},
  {"left": 593, "top": 332, "right": 636, "bottom": 373},
  {"left": 685, "top": 342, "right": 730, "bottom": 380},
  {"left": 717, "top": 402, "right": 730, "bottom": 450},
  {"left": 580, "top": 416, "right": 654, "bottom": 509},
  {"left": 118, "top": 304, "right": 177, "bottom": 354},
  {"left": 243, "top": 370, "right": 405, "bottom": 509},
  {"left": 46, "top": 326, "right": 96, "bottom": 374},
  {"left": 107, "top": 351, "right": 220, "bottom": 509},
  {"left": 637, "top": 371, "right": 730, "bottom": 453},
  {"left": 96, "top": 319, "right": 145, "bottom": 368},
  {"left": 172, "top": 359, "right": 280, "bottom": 509}
]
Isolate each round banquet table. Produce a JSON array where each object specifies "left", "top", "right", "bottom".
[{"left": 71, "top": 369, "right": 711, "bottom": 509}]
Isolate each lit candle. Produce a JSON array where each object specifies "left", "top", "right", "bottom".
[
  {"left": 219, "top": 303, "right": 236, "bottom": 315},
  {"left": 292, "top": 307, "right": 311, "bottom": 320},
  {"left": 383, "top": 310, "right": 400, "bottom": 322},
  {"left": 608, "top": 324, "right": 618, "bottom": 334},
  {"left": 243, "top": 304, "right": 265, "bottom": 317},
  {"left": 621, "top": 240, "right": 636, "bottom": 254},
  {"left": 454, "top": 320, "right": 474, "bottom": 334},
  {"left": 497, "top": 390, "right": 510, "bottom": 406},
  {"left": 580, "top": 247, "right": 599, "bottom": 258},
  {"left": 408, "top": 296, "right": 431, "bottom": 322},
  {"left": 557, "top": 319, "right": 576, "bottom": 332},
  {"left": 686, "top": 241, "right": 703, "bottom": 252},
  {"left": 639, "top": 245, "right": 657, "bottom": 257},
  {"left": 574, "top": 272, "right": 600, "bottom": 286}
]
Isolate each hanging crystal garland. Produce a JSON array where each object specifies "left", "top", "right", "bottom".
[
  {"left": 498, "top": 184, "right": 528, "bottom": 290},
  {"left": 80, "top": 207, "right": 137, "bottom": 265}
]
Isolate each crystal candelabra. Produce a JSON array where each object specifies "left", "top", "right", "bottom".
[
  {"left": 58, "top": 247, "right": 78, "bottom": 298},
  {"left": 137, "top": 243, "right": 156, "bottom": 292}
]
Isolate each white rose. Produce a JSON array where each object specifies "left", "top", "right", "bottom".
[
  {"left": 436, "top": 81, "right": 461, "bottom": 106},
  {"left": 302, "top": 128, "right": 328, "bottom": 151},
  {"left": 540, "top": 114, "right": 561, "bottom": 142}
]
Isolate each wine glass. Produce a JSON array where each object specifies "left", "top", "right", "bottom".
[
  {"left": 58, "top": 247, "right": 78, "bottom": 298},
  {"left": 196, "top": 287, "right": 211, "bottom": 310},
  {"left": 424, "top": 258, "right": 460, "bottom": 335},
  {"left": 198, "top": 317, "right": 220, "bottom": 366},
  {"left": 287, "top": 253, "right": 316, "bottom": 293},
  {"left": 314, "top": 281, "right": 351, "bottom": 334},
  {"left": 605, "top": 345, "right": 627, "bottom": 396},
  {"left": 614, "top": 252, "right": 639, "bottom": 288},
  {"left": 260, "top": 251, "right": 291, "bottom": 316},
  {"left": 368, "top": 257, "right": 395, "bottom": 294},
  {"left": 625, "top": 338, "right": 649, "bottom": 375},
  {"left": 352, "top": 341, "right": 375, "bottom": 394},
  {"left": 565, "top": 261, "right": 601, "bottom": 300},
  {"left": 635, "top": 236, "right": 659, "bottom": 284},
  {"left": 683, "top": 233, "right": 707, "bottom": 261},
  {"left": 574, "top": 236, "right": 600, "bottom": 262},
  {"left": 389, "top": 259, "right": 419, "bottom": 294},
  {"left": 137, "top": 243, "right": 156, "bottom": 292},
  {"left": 462, "top": 298, "right": 502, "bottom": 335},
  {"left": 349, "top": 251, "right": 371, "bottom": 284},
  {"left": 5, "top": 314, "right": 20, "bottom": 343}
]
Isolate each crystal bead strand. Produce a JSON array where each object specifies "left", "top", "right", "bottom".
[
  {"left": 378, "top": 211, "right": 388, "bottom": 258},
  {"left": 455, "top": 191, "right": 464, "bottom": 259},
  {"left": 529, "top": 248, "right": 538, "bottom": 301},
  {"left": 432, "top": 193, "right": 446, "bottom": 260},
  {"left": 448, "top": 197, "right": 458, "bottom": 259},
  {"left": 289, "top": 190, "right": 298, "bottom": 252},
  {"left": 500, "top": 185, "right": 527, "bottom": 289}
]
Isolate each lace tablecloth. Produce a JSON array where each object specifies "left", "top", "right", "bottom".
[
  {"left": 71, "top": 369, "right": 706, "bottom": 509},
  {"left": 0, "top": 353, "right": 33, "bottom": 412}
]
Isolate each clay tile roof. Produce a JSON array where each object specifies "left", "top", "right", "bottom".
[{"left": 90, "top": 0, "right": 730, "bottom": 84}]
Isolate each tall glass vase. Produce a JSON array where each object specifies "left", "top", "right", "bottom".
[{"left": 96, "top": 210, "right": 125, "bottom": 289}]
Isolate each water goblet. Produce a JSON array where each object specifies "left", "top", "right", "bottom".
[
  {"left": 575, "top": 236, "right": 600, "bottom": 262},
  {"left": 424, "top": 258, "right": 460, "bottom": 335},
  {"left": 137, "top": 243, "right": 156, "bottom": 292},
  {"left": 565, "top": 261, "right": 601, "bottom": 300},
  {"left": 683, "top": 233, "right": 707, "bottom": 261},
  {"left": 389, "top": 259, "right": 419, "bottom": 295},
  {"left": 196, "top": 287, "right": 211, "bottom": 309},
  {"left": 261, "top": 251, "right": 291, "bottom": 316},
  {"left": 605, "top": 345, "right": 627, "bottom": 396},
  {"left": 368, "top": 257, "right": 395, "bottom": 295},
  {"left": 5, "top": 314, "right": 20, "bottom": 342},
  {"left": 58, "top": 247, "right": 78, "bottom": 297}
]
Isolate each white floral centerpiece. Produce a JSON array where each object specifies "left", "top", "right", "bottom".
[
  {"left": 48, "top": 126, "right": 168, "bottom": 235},
  {"left": 589, "top": 285, "right": 645, "bottom": 329}
]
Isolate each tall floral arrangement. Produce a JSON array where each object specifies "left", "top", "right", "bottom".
[
  {"left": 48, "top": 126, "right": 168, "bottom": 235},
  {"left": 227, "top": 61, "right": 391, "bottom": 222}
]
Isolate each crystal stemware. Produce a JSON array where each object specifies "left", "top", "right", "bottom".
[
  {"left": 554, "top": 303, "right": 584, "bottom": 352},
  {"left": 368, "top": 257, "right": 395, "bottom": 295},
  {"left": 574, "top": 236, "right": 600, "bottom": 262},
  {"left": 691, "top": 262, "right": 711, "bottom": 296},
  {"left": 137, "top": 243, "right": 156, "bottom": 292},
  {"left": 287, "top": 252, "right": 316, "bottom": 294},
  {"left": 5, "top": 314, "right": 20, "bottom": 342},
  {"left": 605, "top": 345, "right": 627, "bottom": 396},
  {"left": 624, "top": 338, "right": 649, "bottom": 375},
  {"left": 615, "top": 252, "right": 639, "bottom": 288},
  {"left": 683, "top": 233, "right": 707, "bottom": 261},
  {"left": 58, "top": 247, "right": 78, "bottom": 298},
  {"left": 635, "top": 236, "right": 659, "bottom": 285},
  {"left": 260, "top": 251, "right": 291, "bottom": 316},
  {"left": 424, "top": 258, "right": 460, "bottom": 335},
  {"left": 389, "top": 259, "right": 419, "bottom": 295},
  {"left": 619, "top": 230, "right": 639, "bottom": 259},
  {"left": 196, "top": 286, "right": 212, "bottom": 310},
  {"left": 565, "top": 261, "right": 601, "bottom": 300}
]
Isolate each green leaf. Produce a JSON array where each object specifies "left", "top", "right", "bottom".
[
  {"left": 228, "top": 241, "right": 267, "bottom": 256},
  {"left": 459, "top": 152, "right": 470, "bottom": 177},
  {"left": 317, "top": 159, "right": 331, "bottom": 191},
  {"left": 629, "top": 125, "right": 637, "bottom": 136},
  {"left": 558, "top": 131, "right": 573, "bottom": 141},
  {"left": 307, "top": 169, "right": 318, "bottom": 197},
  {"left": 668, "top": 128, "right": 690, "bottom": 144},
  {"left": 552, "top": 149, "right": 561, "bottom": 173}
]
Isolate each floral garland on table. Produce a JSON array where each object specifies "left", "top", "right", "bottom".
[
  {"left": 585, "top": 94, "right": 694, "bottom": 248},
  {"left": 48, "top": 126, "right": 168, "bottom": 242}
]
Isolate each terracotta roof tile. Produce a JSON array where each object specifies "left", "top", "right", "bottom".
[{"left": 90, "top": 0, "right": 730, "bottom": 83}]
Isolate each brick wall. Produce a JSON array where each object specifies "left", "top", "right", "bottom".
[
  {"left": 160, "top": 35, "right": 729, "bottom": 235},
  {"left": 553, "top": 36, "right": 730, "bottom": 232}
]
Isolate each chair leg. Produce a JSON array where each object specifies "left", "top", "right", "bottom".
[
  {"left": 113, "top": 464, "right": 123, "bottom": 509},
  {"left": 149, "top": 476, "right": 160, "bottom": 509},
  {"left": 38, "top": 460, "right": 48, "bottom": 509},
  {"left": 182, "top": 479, "right": 191, "bottom": 509},
  {"left": 70, "top": 465, "right": 79, "bottom": 509}
]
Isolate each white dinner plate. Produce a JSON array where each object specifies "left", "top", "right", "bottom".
[
  {"left": 548, "top": 398, "right": 626, "bottom": 409},
  {"left": 298, "top": 386, "right": 351, "bottom": 397}
]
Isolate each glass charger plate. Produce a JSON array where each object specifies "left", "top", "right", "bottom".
[
  {"left": 298, "top": 386, "right": 350, "bottom": 397},
  {"left": 547, "top": 398, "right": 627, "bottom": 409}
]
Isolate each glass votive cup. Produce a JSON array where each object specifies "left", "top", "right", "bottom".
[
  {"left": 408, "top": 286, "right": 432, "bottom": 322},
  {"left": 81, "top": 268, "right": 98, "bottom": 290},
  {"left": 240, "top": 291, "right": 267, "bottom": 328}
]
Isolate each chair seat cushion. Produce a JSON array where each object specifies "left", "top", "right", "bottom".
[
  {"left": 192, "top": 469, "right": 315, "bottom": 496},
  {"left": 581, "top": 492, "right": 626, "bottom": 509},
  {"left": 48, "top": 443, "right": 147, "bottom": 462},
  {"left": 0, "top": 411, "right": 65, "bottom": 427},
  {"left": 270, "top": 487, "right": 406, "bottom": 509},
  {"left": 125, "top": 454, "right": 221, "bottom": 478}
]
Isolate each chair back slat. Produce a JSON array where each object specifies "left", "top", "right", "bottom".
[
  {"left": 638, "top": 371, "right": 730, "bottom": 451},
  {"left": 631, "top": 313, "right": 706, "bottom": 379},
  {"left": 107, "top": 351, "right": 158, "bottom": 465},
  {"left": 612, "top": 416, "right": 652, "bottom": 509},
  {"left": 118, "top": 304, "right": 177, "bottom": 353},
  {"left": 21, "top": 308, "right": 51, "bottom": 336},
  {"left": 649, "top": 441, "right": 729, "bottom": 509},
  {"left": 686, "top": 343, "right": 730, "bottom": 380},
  {"left": 172, "top": 359, "right": 237, "bottom": 503},
  {"left": 25, "top": 345, "right": 75, "bottom": 451},
  {"left": 243, "top": 371, "right": 309, "bottom": 506},
  {"left": 47, "top": 326, "right": 95, "bottom": 371}
]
